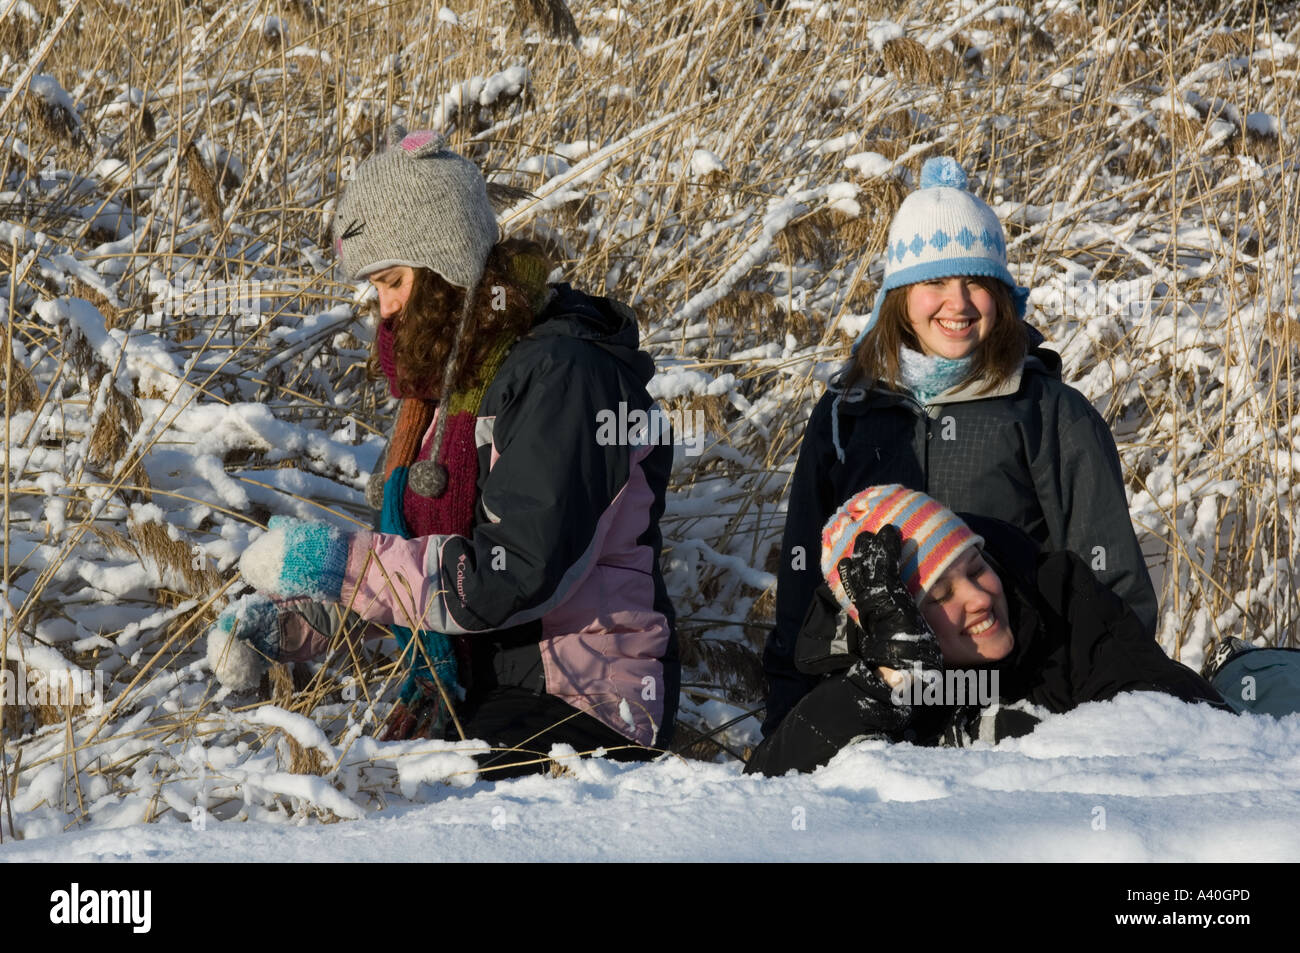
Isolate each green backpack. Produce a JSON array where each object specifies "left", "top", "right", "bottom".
[{"left": 1203, "top": 637, "right": 1300, "bottom": 718}]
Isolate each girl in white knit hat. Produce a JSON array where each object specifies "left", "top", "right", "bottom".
[
  {"left": 206, "top": 129, "right": 679, "bottom": 779},
  {"left": 760, "top": 157, "right": 1158, "bottom": 739}
]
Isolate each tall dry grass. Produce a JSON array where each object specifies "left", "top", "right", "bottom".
[{"left": 0, "top": 0, "right": 1297, "bottom": 824}]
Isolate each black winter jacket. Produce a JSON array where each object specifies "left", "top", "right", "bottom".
[
  {"left": 450, "top": 285, "right": 680, "bottom": 745},
  {"left": 745, "top": 516, "right": 1222, "bottom": 776},
  {"left": 761, "top": 335, "right": 1158, "bottom": 735}
]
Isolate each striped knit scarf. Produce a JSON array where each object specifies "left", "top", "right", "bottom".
[{"left": 375, "top": 334, "right": 516, "bottom": 720}]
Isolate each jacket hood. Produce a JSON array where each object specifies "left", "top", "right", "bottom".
[
  {"left": 527, "top": 283, "right": 655, "bottom": 383},
  {"left": 949, "top": 513, "right": 1047, "bottom": 684},
  {"left": 1023, "top": 323, "right": 1061, "bottom": 380},
  {"left": 960, "top": 512, "right": 1042, "bottom": 588}
]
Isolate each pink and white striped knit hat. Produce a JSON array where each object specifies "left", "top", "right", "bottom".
[{"left": 821, "top": 485, "right": 983, "bottom": 617}]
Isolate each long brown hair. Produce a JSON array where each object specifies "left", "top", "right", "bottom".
[
  {"left": 368, "top": 239, "right": 551, "bottom": 398},
  {"left": 844, "top": 277, "right": 1027, "bottom": 395}
]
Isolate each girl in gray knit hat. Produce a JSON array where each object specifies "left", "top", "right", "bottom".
[{"left": 207, "top": 130, "right": 680, "bottom": 780}]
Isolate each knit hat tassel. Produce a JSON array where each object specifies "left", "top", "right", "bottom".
[{"left": 412, "top": 283, "right": 479, "bottom": 499}]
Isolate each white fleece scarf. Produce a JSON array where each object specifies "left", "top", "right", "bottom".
[{"left": 898, "top": 347, "right": 972, "bottom": 406}]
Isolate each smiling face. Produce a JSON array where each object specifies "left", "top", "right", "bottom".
[
  {"left": 368, "top": 265, "right": 416, "bottom": 321},
  {"left": 905, "top": 276, "right": 999, "bottom": 360},
  {"left": 919, "top": 547, "right": 1014, "bottom": 665}
]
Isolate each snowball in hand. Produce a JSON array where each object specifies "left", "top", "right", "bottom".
[{"left": 206, "top": 593, "right": 279, "bottom": 691}]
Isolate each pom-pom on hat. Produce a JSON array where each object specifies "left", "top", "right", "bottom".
[
  {"left": 332, "top": 126, "right": 499, "bottom": 289},
  {"left": 853, "top": 156, "right": 1028, "bottom": 350},
  {"left": 821, "top": 484, "right": 984, "bottom": 616}
]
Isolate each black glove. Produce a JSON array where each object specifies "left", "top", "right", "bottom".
[
  {"left": 939, "top": 702, "right": 1041, "bottom": 747},
  {"left": 843, "top": 660, "right": 916, "bottom": 728},
  {"left": 836, "top": 525, "right": 941, "bottom": 671}
]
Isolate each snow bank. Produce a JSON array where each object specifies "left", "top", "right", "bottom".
[{"left": 4, "top": 695, "right": 1298, "bottom": 861}]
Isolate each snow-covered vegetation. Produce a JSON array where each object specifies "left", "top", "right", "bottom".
[{"left": 0, "top": 0, "right": 1297, "bottom": 847}]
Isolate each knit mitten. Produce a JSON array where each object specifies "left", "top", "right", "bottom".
[
  {"left": 206, "top": 593, "right": 280, "bottom": 691},
  {"left": 836, "top": 525, "right": 942, "bottom": 671},
  {"left": 240, "top": 515, "right": 351, "bottom": 601}
]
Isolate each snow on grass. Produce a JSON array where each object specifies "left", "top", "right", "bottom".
[
  {"left": 689, "top": 148, "right": 725, "bottom": 177},
  {"left": 1245, "top": 111, "right": 1279, "bottom": 136},
  {"left": 246, "top": 705, "right": 337, "bottom": 760}
]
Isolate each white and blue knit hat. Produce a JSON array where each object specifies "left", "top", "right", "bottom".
[{"left": 853, "top": 157, "right": 1028, "bottom": 350}]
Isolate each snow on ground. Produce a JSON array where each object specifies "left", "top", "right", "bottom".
[{"left": 4, "top": 695, "right": 1298, "bottom": 862}]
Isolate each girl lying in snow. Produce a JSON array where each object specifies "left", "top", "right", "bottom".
[
  {"left": 745, "top": 486, "right": 1224, "bottom": 776},
  {"left": 760, "top": 156, "right": 1159, "bottom": 738},
  {"left": 206, "top": 129, "right": 678, "bottom": 778}
]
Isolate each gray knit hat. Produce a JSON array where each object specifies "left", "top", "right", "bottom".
[{"left": 332, "top": 128, "right": 499, "bottom": 288}]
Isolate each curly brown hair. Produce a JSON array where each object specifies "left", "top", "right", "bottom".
[
  {"left": 368, "top": 240, "right": 550, "bottom": 398},
  {"left": 844, "top": 278, "right": 1027, "bottom": 396}
]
